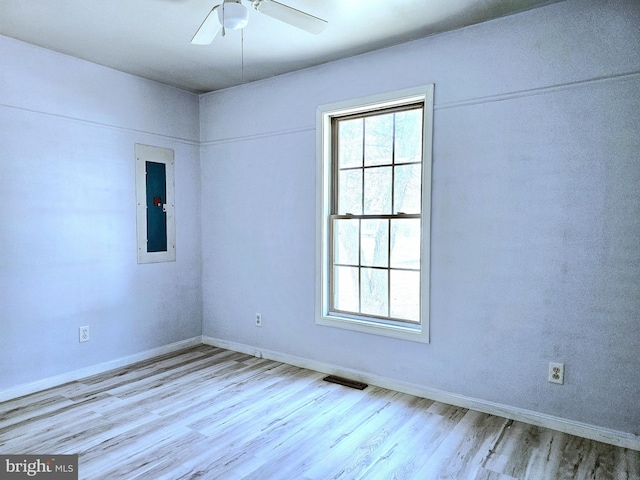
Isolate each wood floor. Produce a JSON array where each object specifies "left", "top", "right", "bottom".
[{"left": 1, "top": 345, "right": 638, "bottom": 479}]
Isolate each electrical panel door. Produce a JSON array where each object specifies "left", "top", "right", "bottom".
[{"left": 135, "top": 144, "right": 176, "bottom": 263}]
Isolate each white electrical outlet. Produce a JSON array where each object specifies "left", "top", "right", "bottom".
[
  {"left": 79, "top": 326, "right": 90, "bottom": 343},
  {"left": 255, "top": 313, "right": 262, "bottom": 327},
  {"left": 548, "top": 362, "right": 564, "bottom": 384}
]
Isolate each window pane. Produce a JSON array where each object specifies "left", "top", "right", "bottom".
[
  {"left": 390, "top": 218, "right": 421, "bottom": 269},
  {"left": 338, "top": 119, "right": 363, "bottom": 168},
  {"left": 364, "top": 113, "right": 393, "bottom": 166},
  {"left": 364, "top": 166, "right": 392, "bottom": 215},
  {"left": 334, "top": 219, "right": 359, "bottom": 266},
  {"left": 361, "top": 219, "right": 388, "bottom": 267},
  {"left": 390, "top": 270, "right": 420, "bottom": 321},
  {"left": 334, "top": 266, "right": 359, "bottom": 313},
  {"left": 361, "top": 268, "right": 388, "bottom": 317},
  {"left": 326, "top": 94, "right": 431, "bottom": 331},
  {"left": 338, "top": 169, "right": 362, "bottom": 214},
  {"left": 394, "top": 164, "right": 422, "bottom": 214},
  {"left": 395, "top": 109, "right": 423, "bottom": 164}
]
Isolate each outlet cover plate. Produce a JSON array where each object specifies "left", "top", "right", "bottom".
[
  {"left": 79, "top": 326, "right": 90, "bottom": 343},
  {"left": 548, "top": 362, "right": 564, "bottom": 384}
]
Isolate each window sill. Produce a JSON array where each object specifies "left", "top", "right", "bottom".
[{"left": 316, "top": 313, "right": 429, "bottom": 343}]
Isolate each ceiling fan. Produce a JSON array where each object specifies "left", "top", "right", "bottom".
[{"left": 191, "top": 0, "right": 328, "bottom": 45}]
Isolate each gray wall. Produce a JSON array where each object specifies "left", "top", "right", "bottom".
[
  {"left": 0, "top": 36, "right": 203, "bottom": 389},
  {"left": 200, "top": 0, "right": 640, "bottom": 435},
  {"left": 1, "top": 0, "right": 638, "bottom": 439}
]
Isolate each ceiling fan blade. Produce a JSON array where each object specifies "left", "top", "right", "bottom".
[
  {"left": 253, "top": 0, "right": 327, "bottom": 34},
  {"left": 191, "top": 5, "right": 222, "bottom": 45}
]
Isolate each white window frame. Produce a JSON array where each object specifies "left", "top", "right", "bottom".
[
  {"left": 315, "top": 85, "right": 434, "bottom": 343},
  {"left": 135, "top": 143, "right": 176, "bottom": 264}
]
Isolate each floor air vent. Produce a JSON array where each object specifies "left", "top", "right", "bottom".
[{"left": 323, "top": 375, "right": 368, "bottom": 390}]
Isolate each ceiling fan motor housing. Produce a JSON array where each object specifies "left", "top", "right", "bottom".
[{"left": 219, "top": 1, "right": 249, "bottom": 30}]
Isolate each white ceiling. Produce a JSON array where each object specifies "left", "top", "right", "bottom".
[{"left": 0, "top": 0, "right": 562, "bottom": 93}]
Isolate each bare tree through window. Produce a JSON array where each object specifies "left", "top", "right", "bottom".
[{"left": 331, "top": 105, "right": 423, "bottom": 323}]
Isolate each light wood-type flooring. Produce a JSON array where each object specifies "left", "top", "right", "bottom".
[{"left": 1, "top": 345, "right": 638, "bottom": 479}]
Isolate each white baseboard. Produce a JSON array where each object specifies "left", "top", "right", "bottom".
[
  {"left": 202, "top": 336, "right": 640, "bottom": 451},
  {"left": 3, "top": 335, "right": 636, "bottom": 451},
  {"left": 0, "top": 336, "right": 203, "bottom": 403}
]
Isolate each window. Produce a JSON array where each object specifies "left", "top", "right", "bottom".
[{"left": 316, "top": 86, "right": 433, "bottom": 342}]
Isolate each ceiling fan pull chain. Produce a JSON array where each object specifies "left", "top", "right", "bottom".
[
  {"left": 221, "top": 3, "right": 226, "bottom": 37},
  {"left": 241, "top": 28, "right": 245, "bottom": 84}
]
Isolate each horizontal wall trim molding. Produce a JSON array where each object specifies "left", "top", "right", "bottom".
[
  {"left": 200, "top": 70, "right": 640, "bottom": 147},
  {"left": 436, "top": 69, "right": 640, "bottom": 111},
  {"left": 0, "top": 336, "right": 203, "bottom": 403},
  {"left": 200, "top": 125, "right": 315, "bottom": 149},
  {"left": 202, "top": 336, "right": 640, "bottom": 451},
  {"left": 0, "top": 102, "right": 200, "bottom": 146}
]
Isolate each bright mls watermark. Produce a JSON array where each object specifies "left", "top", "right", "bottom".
[{"left": 0, "top": 455, "right": 77, "bottom": 479}]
